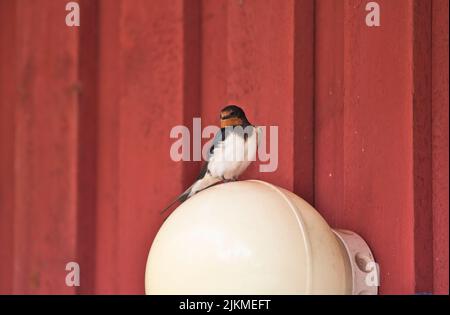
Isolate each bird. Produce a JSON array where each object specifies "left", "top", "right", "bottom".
[{"left": 160, "top": 105, "right": 259, "bottom": 214}]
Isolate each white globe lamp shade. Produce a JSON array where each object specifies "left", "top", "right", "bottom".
[{"left": 145, "top": 180, "right": 377, "bottom": 295}]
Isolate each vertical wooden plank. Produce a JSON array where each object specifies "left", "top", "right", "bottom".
[
  {"left": 314, "top": 0, "right": 345, "bottom": 226},
  {"left": 0, "top": 0, "right": 16, "bottom": 295},
  {"left": 182, "top": 0, "right": 202, "bottom": 188},
  {"left": 432, "top": 0, "right": 449, "bottom": 295},
  {"left": 342, "top": 0, "right": 416, "bottom": 295},
  {"left": 76, "top": 0, "right": 100, "bottom": 294},
  {"left": 201, "top": 0, "right": 315, "bottom": 200},
  {"left": 96, "top": 0, "right": 200, "bottom": 294},
  {"left": 95, "top": 0, "right": 121, "bottom": 294},
  {"left": 412, "top": 0, "right": 433, "bottom": 294},
  {"left": 225, "top": 0, "right": 295, "bottom": 190},
  {"left": 201, "top": 0, "right": 228, "bottom": 128},
  {"left": 13, "top": 0, "right": 79, "bottom": 294},
  {"left": 293, "top": 0, "right": 315, "bottom": 204},
  {"left": 315, "top": 0, "right": 435, "bottom": 294}
]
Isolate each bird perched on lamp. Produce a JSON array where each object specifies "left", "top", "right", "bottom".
[{"left": 161, "top": 105, "right": 260, "bottom": 214}]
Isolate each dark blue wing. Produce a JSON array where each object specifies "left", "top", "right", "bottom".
[{"left": 196, "top": 128, "right": 226, "bottom": 180}]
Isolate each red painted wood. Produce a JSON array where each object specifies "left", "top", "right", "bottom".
[
  {"left": 432, "top": 0, "right": 449, "bottom": 295},
  {"left": 314, "top": 0, "right": 345, "bottom": 226},
  {"left": 315, "top": 0, "right": 436, "bottom": 294},
  {"left": 0, "top": 0, "right": 16, "bottom": 295},
  {"left": 181, "top": 0, "right": 202, "bottom": 189},
  {"left": 225, "top": 0, "right": 298, "bottom": 192},
  {"left": 76, "top": 0, "right": 99, "bottom": 294},
  {"left": 412, "top": 0, "right": 433, "bottom": 294},
  {"left": 0, "top": 0, "right": 447, "bottom": 295},
  {"left": 94, "top": 0, "right": 121, "bottom": 294},
  {"left": 12, "top": 0, "right": 80, "bottom": 294},
  {"left": 201, "top": 0, "right": 315, "bottom": 202},
  {"left": 95, "top": 0, "right": 121, "bottom": 294},
  {"left": 200, "top": 0, "right": 228, "bottom": 136},
  {"left": 95, "top": 0, "right": 196, "bottom": 294},
  {"left": 293, "top": 0, "right": 315, "bottom": 204}
]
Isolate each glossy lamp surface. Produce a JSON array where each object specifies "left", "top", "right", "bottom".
[{"left": 145, "top": 180, "right": 360, "bottom": 295}]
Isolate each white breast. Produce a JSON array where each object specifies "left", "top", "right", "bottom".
[{"left": 207, "top": 127, "right": 257, "bottom": 180}]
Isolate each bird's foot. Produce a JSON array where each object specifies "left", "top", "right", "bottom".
[{"left": 222, "top": 177, "right": 238, "bottom": 183}]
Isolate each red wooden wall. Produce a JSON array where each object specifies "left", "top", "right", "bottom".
[{"left": 0, "top": 0, "right": 448, "bottom": 295}]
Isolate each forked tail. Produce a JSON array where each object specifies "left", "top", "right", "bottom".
[{"left": 159, "top": 186, "right": 192, "bottom": 215}]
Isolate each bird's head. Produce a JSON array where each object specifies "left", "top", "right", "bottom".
[{"left": 220, "top": 105, "right": 250, "bottom": 128}]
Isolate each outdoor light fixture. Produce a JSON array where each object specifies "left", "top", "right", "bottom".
[{"left": 145, "top": 180, "right": 378, "bottom": 295}]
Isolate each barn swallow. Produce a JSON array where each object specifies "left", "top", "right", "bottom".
[{"left": 160, "top": 105, "right": 259, "bottom": 214}]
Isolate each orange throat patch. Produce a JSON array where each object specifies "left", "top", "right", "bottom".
[{"left": 220, "top": 117, "right": 243, "bottom": 128}]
